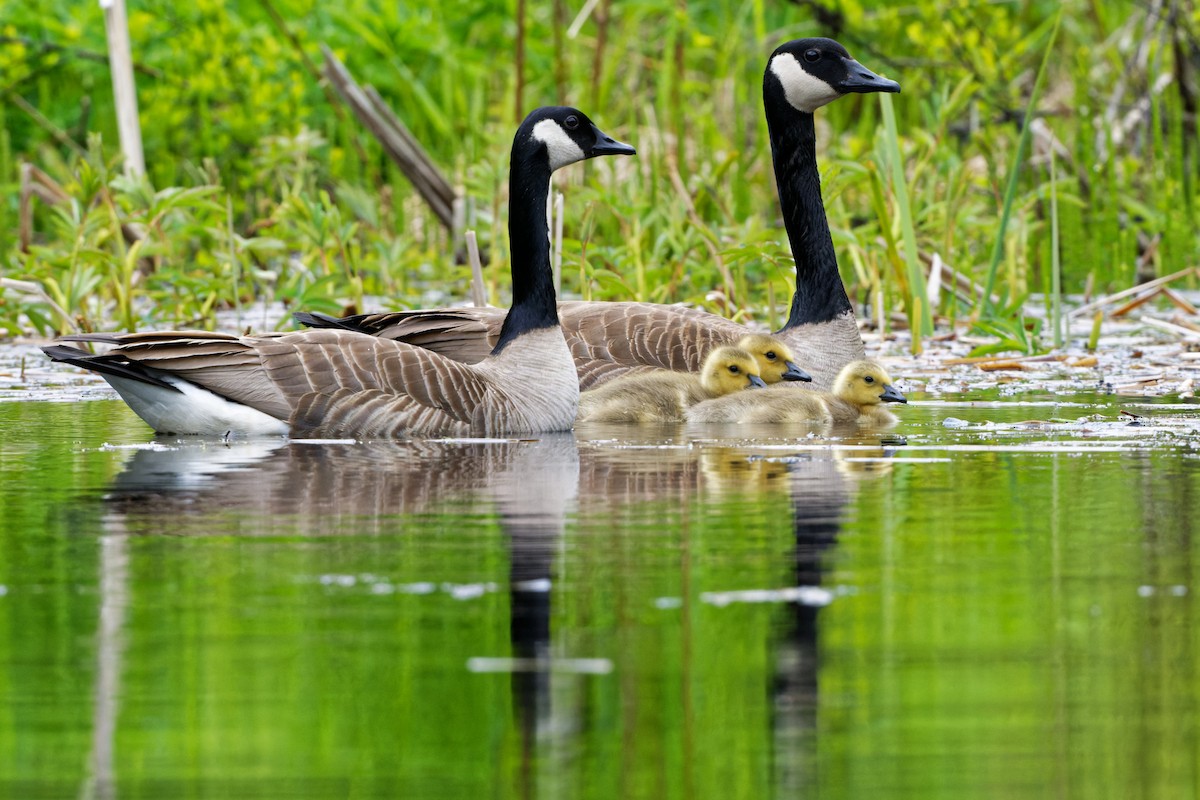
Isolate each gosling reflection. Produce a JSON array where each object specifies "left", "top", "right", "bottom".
[{"left": 573, "top": 422, "right": 899, "bottom": 796}]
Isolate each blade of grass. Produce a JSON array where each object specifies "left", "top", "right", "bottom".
[
  {"left": 879, "top": 92, "right": 930, "bottom": 352},
  {"left": 228, "top": 195, "right": 241, "bottom": 331},
  {"left": 979, "top": 9, "right": 1062, "bottom": 317},
  {"left": 1088, "top": 310, "right": 1102, "bottom": 351},
  {"left": 1050, "top": 142, "right": 1063, "bottom": 349}
]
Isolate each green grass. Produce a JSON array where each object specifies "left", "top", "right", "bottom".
[{"left": 1, "top": 0, "right": 1197, "bottom": 352}]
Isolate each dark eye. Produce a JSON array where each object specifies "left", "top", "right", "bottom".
[
  {"left": 564, "top": 115, "right": 579, "bottom": 130},
  {"left": 729, "top": 365, "right": 740, "bottom": 374},
  {"left": 804, "top": 49, "right": 820, "bottom": 63},
  {"left": 765, "top": 351, "right": 777, "bottom": 360},
  {"left": 864, "top": 375, "right": 875, "bottom": 384}
]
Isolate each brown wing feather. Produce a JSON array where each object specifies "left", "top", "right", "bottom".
[
  {"left": 253, "top": 330, "right": 494, "bottom": 433},
  {"left": 357, "top": 309, "right": 504, "bottom": 364},
  {"left": 329, "top": 301, "right": 754, "bottom": 390},
  {"left": 66, "top": 329, "right": 508, "bottom": 435},
  {"left": 558, "top": 302, "right": 747, "bottom": 389}
]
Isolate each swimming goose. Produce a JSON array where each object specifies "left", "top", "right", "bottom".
[
  {"left": 685, "top": 359, "right": 906, "bottom": 426},
  {"left": 42, "top": 107, "right": 635, "bottom": 437},
  {"left": 576, "top": 345, "right": 766, "bottom": 424},
  {"left": 295, "top": 38, "right": 899, "bottom": 390}
]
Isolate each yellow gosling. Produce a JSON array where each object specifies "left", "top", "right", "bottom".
[
  {"left": 685, "top": 359, "right": 906, "bottom": 426},
  {"left": 734, "top": 334, "right": 811, "bottom": 384},
  {"left": 577, "top": 346, "right": 766, "bottom": 423},
  {"left": 825, "top": 360, "right": 907, "bottom": 425}
]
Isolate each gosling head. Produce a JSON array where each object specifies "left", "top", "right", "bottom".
[
  {"left": 700, "top": 346, "right": 768, "bottom": 396},
  {"left": 832, "top": 360, "right": 907, "bottom": 407},
  {"left": 765, "top": 38, "right": 901, "bottom": 115},
  {"left": 518, "top": 106, "right": 636, "bottom": 172},
  {"left": 735, "top": 334, "right": 812, "bottom": 383}
]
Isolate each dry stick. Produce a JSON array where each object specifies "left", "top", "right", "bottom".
[
  {"left": 17, "top": 164, "right": 34, "bottom": 253},
  {"left": 1161, "top": 288, "right": 1199, "bottom": 315},
  {"left": 943, "top": 353, "right": 1067, "bottom": 366},
  {"left": 1111, "top": 288, "right": 1163, "bottom": 317},
  {"left": 466, "top": 231, "right": 487, "bottom": 308},
  {"left": 0, "top": 35, "right": 164, "bottom": 79},
  {"left": 7, "top": 93, "right": 86, "bottom": 157},
  {"left": 322, "top": 46, "right": 458, "bottom": 231},
  {"left": 18, "top": 163, "right": 72, "bottom": 251},
  {"left": 101, "top": 0, "right": 144, "bottom": 176},
  {"left": 0, "top": 278, "right": 77, "bottom": 332},
  {"left": 1098, "top": 1, "right": 1161, "bottom": 159},
  {"left": 552, "top": 191, "right": 564, "bottom": 294},
  {"left": 1169, "top": 315, "right": 1200, "bottom": 333},
  {"left": 590, "top": 0, "right": 612, "bottom": 106},
  {"left": 19, "top": 162, "right": 144, "bottom": 252},
  {"left": 1142, "top": 316, "right": 1200, "bottom": 339},
  {"left": 1067, "top": 266, "right": 1198, "bottom": 318},
  {"left": 227, "top": 195, "right": 241, "bottom": 331},
  {"left": 663, "top": 151, "right": 737, "bottom": 310},
  {"left": 552, "top": 0, "right": 568, "bottom": 100},
  {"left": 907, "top": 244, "right": 1001, "bottom": 308},
  {"left": 567, "top": 0, "right": 603, "bottom": 38},
  {"left": 672, "top": 0, "right": 686, "bottom": 147},
  {"left": 362, "top": 88, "right": 456, "bottom": 210},
  {"left": 451, "top": 195, "right": 466, "bottom": 265},
  {"left": 515, "top": 0, "right": 526, "bottom": 121},
  {"left": 926, "top": 251, "right": 944, "bottom": 309},
  {"left": 24, "top": 164, "right": 70, "bottom": 204}
]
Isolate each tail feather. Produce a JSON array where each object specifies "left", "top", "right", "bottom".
[
  {"left": 293, "top": 311, "right": 365, "bottom": 332},
  {"left": 41, "top": 344, "right": 180, "bottom": 393}
]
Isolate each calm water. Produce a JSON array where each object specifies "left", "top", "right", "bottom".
[{"left": 1, "top": 393, "right": 1199, "bottom": 799}]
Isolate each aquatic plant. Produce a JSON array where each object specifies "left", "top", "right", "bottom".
[{"left": 1, "top": 0, "right": 1196, "bottom": 355}]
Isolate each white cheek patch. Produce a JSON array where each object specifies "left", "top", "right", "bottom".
[
  {"left": 770, "top": 54, "right": 841, "bottom": 113},
  {"left": 531, "top": 119, "right": 586, "bottom": 170}
]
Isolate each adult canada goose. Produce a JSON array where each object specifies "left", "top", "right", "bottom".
[
  {"left": 42, "top": 107, "right": 635, "bottom": 437},
  {"left": 576, "top": 345, "right": 766, "bottom": 424},
  {"left": 685, "top": 359, "right": 906, "bottom": 426},
  {"left": 295, "top": 38, "right": 899, "bottom": 390}
]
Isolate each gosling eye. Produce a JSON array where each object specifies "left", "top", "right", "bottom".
[
  {"left": 765, "top": 351, "right": 777, "bottom": 360},
  {"left": 804, "top": 49, "right": 821, "bottom": 63},
  {"left": 564, "top": 115, "right": 580, "bottom": 130},
  {"left": 729, "top": 365, "right": 740, "bottom": 374},
  {"left": 864, "top": 375, "right": 875, "bottom": 384}
]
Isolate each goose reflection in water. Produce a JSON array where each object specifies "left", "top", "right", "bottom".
[
  {"left": 102, "top": 435, "right": 579, "bottom": 536},
  {"left": 94, "top": 427, "right": 899, "bottom": 796}
]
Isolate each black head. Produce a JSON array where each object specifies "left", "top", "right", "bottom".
[
  {"left": 515, "top": 106, "right": 636, "bottom": 172},
  {"left": 765, "top": 38, "right": 900, "bottom": 114}
]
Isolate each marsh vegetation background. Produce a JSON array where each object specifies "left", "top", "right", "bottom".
[{"left": 1, "top": 0, "right": 1197, "bottom": 350}]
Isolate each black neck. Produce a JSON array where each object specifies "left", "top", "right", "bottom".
[
  {"left": 492, "top": 147, "right": 558, "bottom": 355},
  {"left": 765, "top": 98, "right": 853, "bottom": 330}
]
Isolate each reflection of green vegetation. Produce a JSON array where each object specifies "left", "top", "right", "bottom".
[
  {"left": 3, "top": 1, "right": 1196, "bottom": 350},
  {"left": 830, "top": 451, "right": 1200, "bottom": 799},
  {"left": 3, "top": 405, "right": 1200, "bottom": 797},
  {"left": 0, "top": 401, "right": 137, "bottom": 793}
]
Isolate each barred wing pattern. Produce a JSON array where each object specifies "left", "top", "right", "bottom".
[
  {"left": 58, "top": 328, "right": 578, "bottom": 437},
  {"left": 300, "top": 301, "right": 864, "bottom": 391}
]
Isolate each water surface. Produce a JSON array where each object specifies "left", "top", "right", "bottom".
[{"left": 1, "top": 393, "right": 1198, "bottom": 799}]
